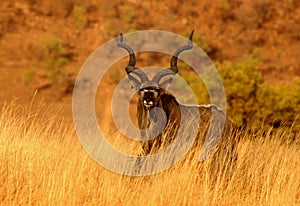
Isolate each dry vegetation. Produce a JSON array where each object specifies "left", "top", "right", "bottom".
[
  {"left": 0, "top": 104, "right": 299, "bottom": 205},
  {"left": 1, "top": 0, "right": 300, "bottom": 205}
]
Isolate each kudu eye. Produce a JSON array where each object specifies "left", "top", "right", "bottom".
[{"left": 152, "top": 90, "right": 159, "bottom": 98}]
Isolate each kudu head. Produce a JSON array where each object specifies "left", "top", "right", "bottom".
[{"left": 117, "top": 31, "right": 194, "bottom": 109}]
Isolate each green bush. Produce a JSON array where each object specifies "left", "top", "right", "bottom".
[
  {"left": 73, "top": 5, "right": 86, "bottom": 25},
  {"left": 119, "top": 5, "right": 136, "bottom": 24},
  {"left": 40, "top": 36, "right": 69, "bottom": 82},
  {"left": 23, "top": 68, "right": 36, "bottom": 84},
  {"left": 179, "top": 48, "right": 299, "bottom": 129},
  {"left": 41, "top": 36, "right": 64, "bottom": 56},
  {"left": 216, "top": 50, "right": 300, "bottom": 128},
  {"left": 178, "top": 62, "right": 209, "bottom": 104},
  {"left": 257, "top": 78, "right": 300, "bottom": 127},
  {"left": 216, "top": 50, "right": 263, "bottom": 126}
]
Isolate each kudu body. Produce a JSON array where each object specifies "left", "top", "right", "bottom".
[{"left": 117, "top": 31, "right": 238, "bottom": 162}]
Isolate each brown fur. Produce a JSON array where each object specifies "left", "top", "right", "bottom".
[{"left": 137, "top": 89, "right": 238, "bottom": 162}]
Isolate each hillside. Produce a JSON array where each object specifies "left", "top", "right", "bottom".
[{"left": 1, "top": 0, "right": 300, "bottom": 108}]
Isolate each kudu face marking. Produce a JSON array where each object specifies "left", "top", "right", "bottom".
[
  {"left": 140, "top": 88, "right": 158, "bottom": 108},
  {"left": 117, "top": 31, "right": 194, "bottom": 110},
  {"left": 130, "top": 77, "right": 174, "bottom": 109}
]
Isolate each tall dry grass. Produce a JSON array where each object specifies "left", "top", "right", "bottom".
[{"left": 0, "top": 103, "right": 299, "bottom": 205}]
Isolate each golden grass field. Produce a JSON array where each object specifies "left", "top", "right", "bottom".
[{"left": 0, "top": 103, "right": 299, "bottom": 206}]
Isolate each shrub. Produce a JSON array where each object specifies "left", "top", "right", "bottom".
[
  {"left": 23, "top": 68, "right": 36, "bottom": 84},
  {"left": 257, "top": 78, "right": 300, "bottom": 127},
  {"left": 177, "top": 61, "right": 209, "bottom": 104},
  {"left": 119, "top": 5, "right": 136, "bottom": 24},
  {"left": 73, "top": 5, "right": 86, "bottom": 25},
  {"left": 216, "top": 50, "right": 263, "bottom": 126},
  {"left": 216, "top": 49, "right": 300, "bottom": 128},
  {"left": 178, "top": 47, "right": 300, "bottom": 129},
  {"left": 41, "top": 36, "right": 64, "bottom": 56},
  {"left": 40, "top": 36, "right": 69, "bottom": 82}
]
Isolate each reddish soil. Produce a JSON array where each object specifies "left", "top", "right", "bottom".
[{"left": 0, "top": 0, "right": 299, "bottom": 121}]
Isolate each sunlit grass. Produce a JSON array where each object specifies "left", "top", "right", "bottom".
[{"left": 0, "top": 104, "right": 299, "bottom": 205}]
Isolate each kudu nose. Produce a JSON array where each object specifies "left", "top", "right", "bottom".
[{"left": 143, "top": 99, "right": 154, "bottom": 107}]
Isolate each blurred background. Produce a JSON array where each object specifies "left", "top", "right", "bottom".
[{"left": 0, "top": 0, "right": 299, "bottom": 129}]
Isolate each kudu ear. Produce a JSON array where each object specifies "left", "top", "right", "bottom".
[
  {"left": 159, "top": 78, "right": 173, "bottom": 90},
  {"left": 127, "top": 73, "right": 141, "bottom": 91}
]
